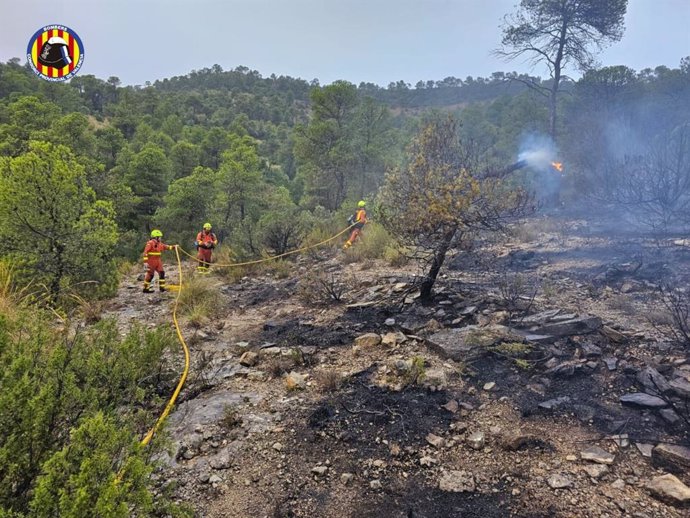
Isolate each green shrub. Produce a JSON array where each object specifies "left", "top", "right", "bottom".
[
  {"left": 342, "top": 222, "right": 396, "bottom": 263},
  {"left": 0, "top": 310, "right": 183, "bottom": 516}
]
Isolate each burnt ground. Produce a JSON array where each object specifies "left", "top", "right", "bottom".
[{"left": 109, "top": 214, "right": 690, "bottom": 517}]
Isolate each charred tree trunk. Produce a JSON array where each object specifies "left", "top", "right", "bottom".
[{"left": 420, "top": 227, "right": 457, "bottom": 301}]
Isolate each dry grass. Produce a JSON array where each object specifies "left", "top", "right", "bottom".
[
  {"left": 314, "top": 369, "right": 341, "bottom": 392},
  {"left": 0, "top": 261, "right": 38, "bottom": 317},
  {"left": 70, "top": 294, "right": 105, "bottom": 324},
  {"left": 266, "top": 357, "right": 295, "bottom": 379},
  {"left": 177, "top": 275, "right": 222, "bottom": 324}
]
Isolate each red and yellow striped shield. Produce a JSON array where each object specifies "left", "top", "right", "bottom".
[{"left": 27, "top": 25, "right": 84, "bottom": 81}]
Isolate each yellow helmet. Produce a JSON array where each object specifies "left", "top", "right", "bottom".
[
  {"left": 151, "top": 229, "right": 163, "bottom": 238},
  {"left": 203, "top": 222, "right": 212, "bottom": 230},
  {"left": 358, "top": 200, "right": 366, "bottom": 208}
]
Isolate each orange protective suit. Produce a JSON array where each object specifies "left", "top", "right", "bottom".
[
  {"left": 195, "top": 230, "right": 218, "bottom": 273},
  {"left": 143, "top": 239, "right": 174, "bottom": 292}
]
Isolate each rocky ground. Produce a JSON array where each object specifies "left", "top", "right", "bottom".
[{"left": 108, "top": 215, "right": 690, "bottom": 517}]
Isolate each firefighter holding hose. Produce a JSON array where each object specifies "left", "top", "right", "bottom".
[
  {"left": 195, "top": 222, "right": 218, "bottom": 273},
  {"left": 142, "top": 230, "right": 177, "bottom": 293},
  {"left": 343, "top": 200, "right": 368, "bottom": 249}
]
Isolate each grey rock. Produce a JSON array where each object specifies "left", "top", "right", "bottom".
[
  {"left": 636, "top": 367, "right": 671, "bottom": 394},
  {"left": 522, "top": 333, "right": 555, "bottom": 344},
  {"left": 311, "top": 466, "right": 328, "bottom": 475},
  {"left": 636, "top": 443, "right": 654, "bottom": 458},
  {"left": 439, "top": 470, "right": 476, "bottom": 493},
  {"left": 400, "top": 318, "right": 426, "bottom": 334},
  {"left": 382, "top": 332, "right": 407, "bottom": 347},
  {"left": 580, "top": 445, "right": 615, "bottom": 465},
  {"left": 370, "top": 479, "right": 383, "bottom": 490},
  {"left": 442, "top": 400, "right": 459, "bottom": 413},
  {"left": 467, "top": 431, "right": 485, "bottom": 450},
  {"left": 669, "top": 378, "right": 690, "bottom": 398},
  {"left": 208, "top": 474, "right": 222, "bottom": 484},
  {"left": 426, "top": 325, "right": 525, "bottom": 360},
  {"left": 619, "top": 393, "right": 668, "bottom": 408},
  {"left": 601, "top": 325, "right": 627, "bottom": 343},
  {"left": 421, "top": 368, "right": 447, "bottom": 388},
  {"left": 647, "top": 474, "right": 690, "bottom": 506},
  {"left": 384, "top": 318, "right": 396, "bottom": 326},
  {"left": 660, "top": 408, "right": 681, "bottom": 426},
  {"left": 604, "top": 357, "right": 618, "bottom": 371},
  {"left": 209, "top": 448, "right": 233, "bottom": 470},
  {"left": 272, "top": 442, "right": 283, "bottom": 452},
  {"left": 520, "top": 309, "right": 562, "bottom": 325},
  {"left": 529, "top": 315, "right": 602, "bottom": 337},
  {"left": 500, "top": 432, "right": 539, "bottom": 451},
  {"left": 652, "top": 443, "right": 690, "bottom": 470},
  {"left": 582, "top": 464, "right": 609, "bottom": 479},
  {"left": 483, "top": 382, "right": 496, "bottom": 391},
  {"left": 426, "top": 433, "right": 445, "bottom": 449},
  {"left": 354, "top": 333, "right": 382, "bottom": 347},
  {"left": 341, "top": 473, "right": 354, "bottom": 484},
  {"left": 581, "top": 343, "right": 602, "bottom": 357},
  {"left": 239, "top": 351, "right": 259, "bottom": 367},
  {"left": 547, "top": 474, "right": 574, "bottom": 489},
  {"left": 546, "top": 361, "right": 583, "bottom": 378},
  {"left": 539, "top": 396, "right": 571, "bottom": 411}
]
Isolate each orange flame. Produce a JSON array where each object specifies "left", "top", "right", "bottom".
[{"left": 551, "top": 161, "right": 563, "bottom": 172}]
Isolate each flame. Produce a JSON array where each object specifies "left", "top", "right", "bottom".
[{"left": 551, "top": 161, "right": 563, "bottom": 172}]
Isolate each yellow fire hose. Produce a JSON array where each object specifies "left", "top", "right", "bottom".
[{"left": 139, "top": 223, "right": 357, "bottom": 446}]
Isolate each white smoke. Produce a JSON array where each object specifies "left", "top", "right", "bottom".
[
  {"left": 518, "top": 133, "right": 558, "bottom": 171},
  {"left": 517, "top": 133, "right": 561, "bottom": 206}
]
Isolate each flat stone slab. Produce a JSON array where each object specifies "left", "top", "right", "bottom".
[
  {"left": 636, "top": 367, "right": 671, "bottom": 394},
  {"left": 547, "top": 474, "right": 574, "bottom": 489},
  {"left": 647, "top": 474, "right": 690, "bottom": 506},
  {"left": 527, "top": 315, "right": 602, "bottom": 337},
  {"left": 670, "top": 378, "right": 690, "bottom": 398},
  {"left": 520, "top": 309, "right": 562, "bottom": 325},
  {"left": 619, "top": 393, "right": 668, "bottom": 409},
  {"left": 538, "top": 396, "right": 571, "bottom": 411},
  {"left": 653, "top": 443, "right": 690, "bottom": 470},
  {"left": 580, "top": 445, "right": 615, "bottom": 465},
  {"left": 426, "top": 325, "right": 524, "bottom": 360}
]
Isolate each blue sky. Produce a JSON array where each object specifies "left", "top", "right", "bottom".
[{"left": 2, "top": 0, "right": 688, "bottom": 85}]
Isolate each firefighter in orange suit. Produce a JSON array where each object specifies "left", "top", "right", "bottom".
[
  {"left": 143, "top": 229, "right": 177, "bottom": 293},
  {"left": 195, "top": 222, "right": 218, "bottom": 273},
  {"left": 344, "top": 200, "right": 368, "bottom": 249}
]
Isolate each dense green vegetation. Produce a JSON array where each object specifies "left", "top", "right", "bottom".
[{"left": 0, "top": 299, "right": 190, "bottom": 517}]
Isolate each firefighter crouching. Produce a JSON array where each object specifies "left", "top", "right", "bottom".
[
  {"left": 143, "top": 229, "right": 177, "bottom": 293},
  {"left": 344, "top": 200, "right": 368, "bottom": 249},
  {"left": 195, "top": 222, "right": 218, "bottom": 273}
]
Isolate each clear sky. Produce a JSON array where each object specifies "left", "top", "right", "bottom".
[{"left": 1, "top": 0, "right": 688, "bottom": 86}]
